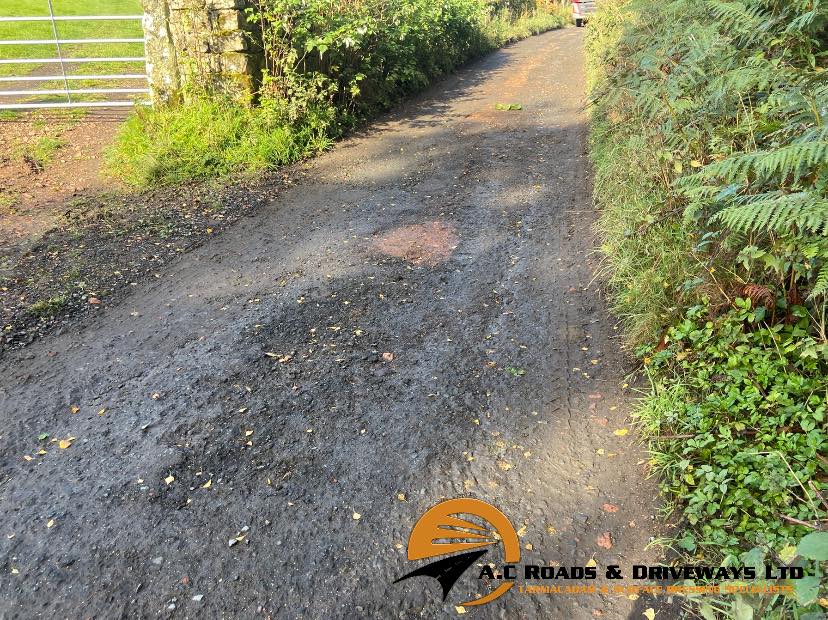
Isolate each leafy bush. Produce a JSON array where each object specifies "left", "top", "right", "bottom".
[
  {"left": 641, "top": 300, "right": 827, "bottom": 556},
  {"left": 109, "top": 0, "right": 570, "bottom": 186}
]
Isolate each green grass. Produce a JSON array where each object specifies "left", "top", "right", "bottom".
[
  {"left": 21, "top": 135, "right": 65, "bottom": 168},
  {"left": 107, "top": 98, "right": 335, "bottom": 186},
  {"left": 0, "top": 0, "right": 144, "bottom": 98},
  {"left": 28, "top": 294, "right": 67, "bottom": 317}
]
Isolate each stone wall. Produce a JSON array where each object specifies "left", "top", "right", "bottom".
[{"left": 141, "top": 0, "right": 263, "bottom": 104}]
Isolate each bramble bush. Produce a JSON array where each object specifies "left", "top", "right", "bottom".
[{"left": 108, "top": 0, "right": 570, "bottom": 186}]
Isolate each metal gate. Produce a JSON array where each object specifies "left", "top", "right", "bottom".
[{"left": 0, "top": 1, "right": 149, "bottom": 110}]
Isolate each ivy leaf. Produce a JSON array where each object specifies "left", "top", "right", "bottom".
[
  {"left": 797, "top": 532, "right": 828, "bottom": 560},
  {"left": 793, "top": 575, "right": 820, "bottom": 606}
]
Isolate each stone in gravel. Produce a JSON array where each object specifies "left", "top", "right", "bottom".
[
  {"left": 192, "top": 594, "right": 204, "bottom": 602},
  {"left": 151, "top": 557, "right": 163, "bottom": 565}
]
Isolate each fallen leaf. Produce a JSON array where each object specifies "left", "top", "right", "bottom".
[
  {"left": 525, "top": 543, "right": 533, "bottom": 550},
  {"left": 245, "top": 430, "right": 254, "bottom": 437},
  {"left": 352, "top": 512, "right": 361, "bottom": 520},
  {"left": 602, "top": 503, "right": 620, "bottom": 513},
  {"left": 516, "top": 525, "right": 527, "bottom": 537},
  {"left": 613, "top": 428, "right": 629, "bottom": 436},
  {"left": 11, "top": 568, "right": 19, "bottom": 575},
  {"left": 202, "top": 479, "right": 212, "bottom": 489},
  {"left": 586, "top": 558, "right": 597, "bottom": 568},
  {"left": 643, "top": 609, "right": 656, "bottom": 620},
  {"left": 70, "top": 405, "right": 80, "bottom": 414},
  {"left": 596, "top": 532, "right": 613, "bottom": 549},
  {"left": 397, "top": 493, "right": 406, "bottom": 501},
  {"left": 58, "top": 439, "right": 73, "bottom": 449},
  {"left": 497, "top": 461, "right": 512, "bottom": 471},
  {"left": 46, "top": 519, "right": 54, "bottom": 528},
  {"left": 382, "top": 352, "right": 394, "bottom": 362},
  {"left": 455, "top": 606, "right": 467, "bottom": 614},
  {"left": 88, "top": 297, "right": 101, "bottom": 305},
  {"left": 165, "top": 475, "right": 175, "bottom": 485},
  {"left": 37, "top": 432, "right": 49, "bottom": 441},
  {"left": 23, "top": 455, "right": 33, "bottom": 462}
]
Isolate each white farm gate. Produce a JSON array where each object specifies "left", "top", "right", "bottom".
[{"left": 0, "top": 1, "right": 149, "bottom": 110}]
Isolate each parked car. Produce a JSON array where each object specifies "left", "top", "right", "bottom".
[{"left": 572, "top": 0, "right": 596, "bottom": 27}]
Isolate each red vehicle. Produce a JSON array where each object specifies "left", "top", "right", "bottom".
[{"left": 572, "top": 0, "right": 597, "bottom": 27}]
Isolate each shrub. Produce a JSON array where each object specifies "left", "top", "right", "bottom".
[{"left": 108, "top": 0, "right": 570, "bottom": 186}]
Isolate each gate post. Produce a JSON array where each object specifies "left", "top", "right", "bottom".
[
  {"left": 142, "top": 0, "right": 182, "bottom": 104},
  {"left": 141, "top": 0, "right": 263, "bottom": 105}
]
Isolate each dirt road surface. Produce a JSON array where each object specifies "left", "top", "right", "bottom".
[{"left": 0, "top": 30, "right": 671, "bottom": 618}]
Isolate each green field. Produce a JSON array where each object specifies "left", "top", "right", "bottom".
[{"left": 0, "top": 0, "right": 144, "bottom": 99}]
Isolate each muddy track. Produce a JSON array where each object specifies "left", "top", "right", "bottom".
[{"left": 0, "top": 30, "right": 673, "bottom": 619}]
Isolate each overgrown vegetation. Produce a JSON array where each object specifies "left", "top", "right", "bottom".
[
  {"left": 107, "top": 0, "right": 570, "bottom": 186},
  {"left": 587, "top": 0, "right": 828, "bottom": 615}
]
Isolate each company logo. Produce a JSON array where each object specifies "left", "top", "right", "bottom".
[{"left": 394, "top": 498, "right": 520, "bottom": 607}]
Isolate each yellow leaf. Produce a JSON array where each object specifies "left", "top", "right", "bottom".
[
  {"left": 245, "top": 430, "right": 254, "bottom": 437},
  {"left": 690, "top": 160, "right": 702, "bottom": 168},
  {"left": 37, "top": 450, "right": 47, "bottom": 455},
  {"left": 97, "top": 408, "right": 106, "bottom": 416},
  {"left": 11, "top": 568, "right": 18, "bottom": 575},
  {"left": 516, "top": 525, "right": 527, "bottom": 537},
  {"left": 46, "top": 519, "right": 54, "bottom": 528},
  {"left": 643, "top": 608, "right": 656, "bottom": 620},
  {"left": 58, "top": 439, "right": 72, "bottom": 449},
  {"left": 23, "top": 455, "right": 33, "bottom": 462},
  {"left": 397, "top": 493, "right": 406, "bottom": 501},
  {"left": 613, "top": 428, "right": 629, "bottom": 436},
  {"left": 202, "top": 479, "right": 212, "bottom": 489},
  {"left": 497, "top": 461, "right": 512, "bottom": 471},
  {"left": 455, "top": 606, "right": 467, "bottom": 615},
  {"left": 70, "top": 405, "right": 80, "bottom": 414},
  {"left": 525, "top": 543, "right": 533, "bottom": 550},
  {"left": 596, "top": 448, "right": 605, "bottom": 455},
  {"left": 586, "top": 558, "right": 597, "bottom": 568},
  {"left": 165, "top": 475, "right": 175, "bottom": 485},
  {"left": 779, "top": 544, "right": 798, "bottom": 564},
  {"left": 352, "top": 512, "right": 361, "bottom": 520}
]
